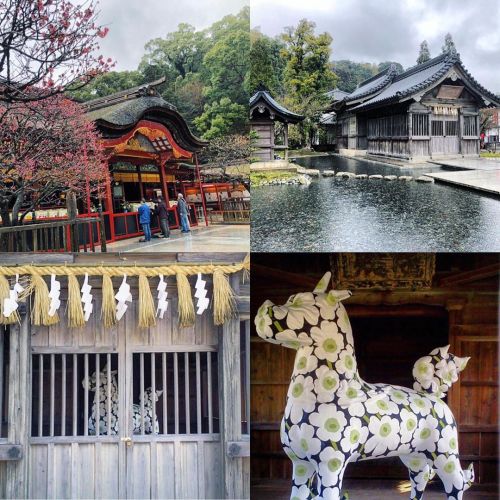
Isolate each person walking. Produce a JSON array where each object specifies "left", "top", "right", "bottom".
[
  {"left": 155, "top": 196, "right": 170, "bottom": 238},
  {"left": 138, "top": 198, "right": 152, "bottom": 242},
  {"left": 177, "top": 193, "right": 190, "bottom": 233}
]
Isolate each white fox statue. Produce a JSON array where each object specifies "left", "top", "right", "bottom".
[{"left": 255, "top": 272, "right": 474, "bottom": 500}]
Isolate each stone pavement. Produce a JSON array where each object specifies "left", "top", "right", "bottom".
[
  {"left": 426, "top": 158, "right": 500, "bottom": 195},
  {"left": 252, "top": 479, "right": 496, "bottom": 499},
  {"left": 105, "top": 224, "right": 249, "bottom": 253}
]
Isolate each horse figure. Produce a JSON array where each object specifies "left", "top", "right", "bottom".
[
  {"left": 255, "top": 272, "right": 474, "bottom": 500},
  {"left": 82, "top": 366, "right": 163, "bottom": 435}
]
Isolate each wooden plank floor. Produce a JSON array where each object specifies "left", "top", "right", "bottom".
[{"left": 251, "top": 479, "right": 498, "bottom": 499}]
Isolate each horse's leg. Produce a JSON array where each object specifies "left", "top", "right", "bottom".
[
  {"left": 316, "top": 458, "right": 348, "bottom": 500},
  {"left": 285, "top": 450, "right": 316, "bottom": 500},
  {"left": 399, "top": 455, "right": 433, "bottom": 500},
  {"left": 432, "top": 454, "right": 474, "bottom": 500}
]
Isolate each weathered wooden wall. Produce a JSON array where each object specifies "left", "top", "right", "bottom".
[{"left": 0, "top": 269, "right": 250, "bottom": 499}]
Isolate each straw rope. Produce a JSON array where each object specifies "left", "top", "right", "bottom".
[
  {"left": 0, "top": 260, "right": 249, "bottom": 278},
  {"left": 0, "top": 257, "right": 250, "bottom": 328}
]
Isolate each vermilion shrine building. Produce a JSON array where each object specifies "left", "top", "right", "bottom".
[{"left": 73, "top": 79, "right": 243, "bottom": 244}]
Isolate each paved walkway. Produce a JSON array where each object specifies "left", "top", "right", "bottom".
[
  {"left": 252, "top": 479, "right": 495, "bottom": 499},
  {"left": 426, "top": 158, "right": 500, "bottom": 195},
  {"left": 105, "top": 224, "right": 249, "bottom": 253}
]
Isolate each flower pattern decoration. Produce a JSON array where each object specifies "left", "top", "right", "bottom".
[{"left": 254, "top": 271, "right": 474, "bottom": 500}]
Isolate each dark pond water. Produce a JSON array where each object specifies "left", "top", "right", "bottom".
[{"left": 251, "top": 155, "right": 500, "bottom": 252}]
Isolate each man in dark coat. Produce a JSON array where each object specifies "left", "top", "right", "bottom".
[
  {"left": 155, "top": 196, "right": 170, "bottom": 238},
  {"left": 177, "top": 193, "right": 190, "bottom": 233}
]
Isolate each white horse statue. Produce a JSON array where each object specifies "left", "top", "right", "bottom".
[{"left": 255, "top": 272, "right": 474, "bottom": 500}]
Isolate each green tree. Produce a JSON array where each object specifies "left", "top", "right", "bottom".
[
  {"left": 378, "top": 61, "right": 404, "bottom": 74},
  {"left": 332, "top": 60, "right": 375, "bottom": 93},
  {"left": 249, "top": 30, "right": 286, "bottom": 95},
  {"left": 442, "top": 33, "right": 457, "bottom": 55},
  {"left": 417, "top": 40, "right": 431, "bottom": 64},
  {"left": 194, "top": 97, "right": 247, "bottom": 140},
  {"left": 280, "top": 19, "right": 337, "bottom": 147},
  {"left": 203, "top": 28, "right": 250, "bottom": 105},
  {"left": 140, "top": 23, "right": 207, "bottom": 79},
  {"left": 70, "top": 71, "right": 144, "bottom": 101}
]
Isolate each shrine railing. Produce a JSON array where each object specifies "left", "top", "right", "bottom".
[
  {"left": 208, "top": 199, "right": 250, "bottom": 224},
  {"left": 0, "top": 216, "right": 106, "bottom": 253}
]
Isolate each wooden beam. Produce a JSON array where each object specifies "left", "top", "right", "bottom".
[
  {"left": 0, "top": 445, "right": 22, "bottom": 461},
  {"left": 438, "top": 263, "right": 500, "bottom": 287},
  {"left": 226, "top": 441, "right": 250, "bottom": 458}
]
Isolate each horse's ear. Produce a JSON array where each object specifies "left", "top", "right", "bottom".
[{"left": 313, "top": 272, "right": 332, "bottom": 293}]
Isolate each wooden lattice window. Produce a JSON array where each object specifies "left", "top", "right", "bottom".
[
  {"left": 463, "top": 116, "right": 478, "bottom": 137},
  {"left": 432, "top": 120, "right": 444, "bottom": 136},
  {"left": 445, "top": 120, "right": 458, "bottom": 136},
  {"left": 31, "top": 353, "right": 119, "bottom": 437},
  {"left": 240, "top": 320, "right": 250, "bottom": 435},
  {"left": 31, "top": 351, "right": 220, "bottom": 438},
  {"left": 412, "top": 114, "right": 429, "bottom": 136},
  {"left": 132, "top": 351, "right": 219, "bottom": 435}
]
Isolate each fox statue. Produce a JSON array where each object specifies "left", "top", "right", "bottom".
[{"left": 255, "top": 272, "right": 474, "bottom": 500}]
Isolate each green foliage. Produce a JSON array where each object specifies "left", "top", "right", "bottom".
[
  {"left": 417, "top": 40, "right": 431, "bottom": 64},
  {"left": 332, "top": 60, "right": 376, "bottom": 93},
  {"left": 442, "top": 33, "right": 457, "bottom": 55},
  {"left": 140, "top": 23, "right": 207, "bottom": 80},
  {"left": 194, "top": 97, "right": 247, "bottom": 140},
  {"left": 203, "top": 28, "right": 250, "bottom": 105},
  {"left": 280, "top": 19, "right": 337, "bottom": 147},
  {"left": 249, "top": 30, "right": 286, "bottom": 95},
  {"left": 378, "top": 61, "right": 403, "bottom": 74},
  {"left": 69, "top": 71, "right": 144, "bottom": 101}
]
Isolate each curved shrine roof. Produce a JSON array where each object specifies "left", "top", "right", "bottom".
[
  {"left": 250, "top": 86, "right": 304, "bottom": 123},
  {"left": 332, "top": 53, "right": 500, "bottom": 112},
  {"left": 83, "top": 79, "right": 206, "bottom": 153}
]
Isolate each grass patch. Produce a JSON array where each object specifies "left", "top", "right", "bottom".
[
  {"left": 480, "top": 151, "right": 500, "bottom": 158},
  {"left": 250, "top": 171, "right": 296, "bottom": 187}
]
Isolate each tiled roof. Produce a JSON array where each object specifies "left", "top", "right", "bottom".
[
  {"left": 349, "top": 53, "right": 500, "bottom": 111},
  {"left": 250, "top": 87, "right": 304, "bottom": 123},
  {"left": 83, "top": 79, "right": 206, "bottom": 152},
  {"left": 326, "top": 88, "right": 349, "bottom": 102},
  {"left": 345, "top": 65, "right": 398, "bottom": 102}
]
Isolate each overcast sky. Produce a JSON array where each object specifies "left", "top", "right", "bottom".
[
  {"left": 96, "top": 0, "right": 248, "bottom": 71},
  {"left": 251, "top": 0, "right": 500, "bottom": 92}
]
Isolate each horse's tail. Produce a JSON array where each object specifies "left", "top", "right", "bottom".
[{"left": 412, "top": 345, "right": 470, "bottom": 398}]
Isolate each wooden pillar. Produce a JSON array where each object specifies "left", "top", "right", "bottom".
[
  {"left": 137, "top": 165, "right": 144, "bottom": 199},
  {"left": 5, "top": 305, "right": 31, "bottom": 499},
  {"left": 408, "top": 111, "right": 413, "bottom": 159},
  {"left": 284, "top": 123, "right": 289, "bottom": 161},
  {"left": 220, "top": 274, "right": 248, "bottom": 499},
  {"left": 158, "top": 161, "right": 169, "bottom": 205}
]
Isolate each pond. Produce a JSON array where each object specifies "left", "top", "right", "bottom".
[{"left": 251, "top": 155, "right": 500, "bottom": 252}]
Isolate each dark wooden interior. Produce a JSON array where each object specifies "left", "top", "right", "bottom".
[{"left": 250, "top": 253, "right": 499, "bottom": 492}]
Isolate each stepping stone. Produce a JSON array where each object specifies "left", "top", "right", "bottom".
[
  {"left": 355, "top": 174, "right": 368, "bottom": 179},
  {"left": 369, "top": 174, "right": 383, "bottom": 180},
  {"left": 322, "top": 170, "right": 336, "bottom": 177},
  {"left": 336, "top": 171, "right": 356, "bottom": 178},
  {"left": 416, "top": 176, "right": 434, "bottom": 183},
  {"left": 384, "top": 175, "right": 398, "bottom": 181},
  {"left": 398, "top": 176, "right": 414, "bottom": 181}
]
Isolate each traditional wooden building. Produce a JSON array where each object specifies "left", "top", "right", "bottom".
[
  {"left": 80, "top": 78, "right": 209, "bottom": 243},
  {"left": 249, "top": 85, "right": 303, "bottom": 161},
  {"left": 0, "top": 253, "right": 250, "bottom": 499},
  {"left": 251, "top": 253, "right": 499, "bottom": 497},
  {"left": 330, "top": 53, "right": 500, "bottom": 161}
]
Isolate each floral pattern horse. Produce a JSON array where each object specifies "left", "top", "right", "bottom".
[{"left": 255, "top": 272, "right": 474, "bottom": 500}]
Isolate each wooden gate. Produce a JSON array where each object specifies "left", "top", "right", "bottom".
[
  {"left": 431, "top": 116, "right": 459, "bottom": 155},
  {"left": 26, "top": 281, "right": 223, "bottom": 499}
]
